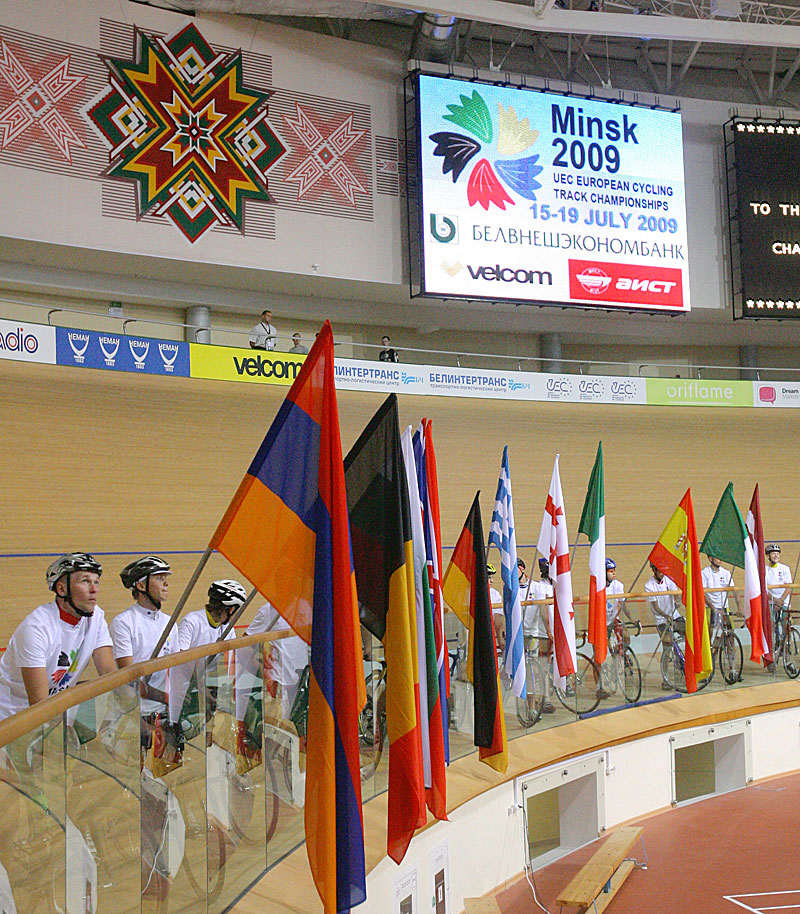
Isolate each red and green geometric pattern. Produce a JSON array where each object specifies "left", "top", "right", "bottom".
[{"left": 87, "top": 23, "right": 286, "bottom": 242}]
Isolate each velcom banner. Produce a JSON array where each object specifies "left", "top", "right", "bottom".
[
  {"left": 56, "top": 328, "right": 190, "bottom": 376},
  {"left": 416, "top": 74, "right": 690, "bottom": 312}
]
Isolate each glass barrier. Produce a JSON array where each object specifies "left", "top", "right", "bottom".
[{"left": 0, "top": 597, "right": 794, "bottom": 913}]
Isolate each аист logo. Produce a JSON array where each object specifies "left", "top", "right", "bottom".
[
  {"left": 129, "top": 339, "right": 150, "bottom": 369},
  {"left": 67, "top": 332, "right": 90, "bottom": 363},
  {"left": 441, "top": 261, "right": 463, "bottom": 277},
  {"left": 430, "top": 213, "right": 459, "bottom": 244},
  {"left": 575, "top": 267, "right": 612, "bottom": 296}
]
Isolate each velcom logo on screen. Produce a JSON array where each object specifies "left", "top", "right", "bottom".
[
  {"left": 416, "top": 74, "right": 690, "bottom": 312},
  {"left": 568, "top": 260, "right": 685, "bottom": 309}
]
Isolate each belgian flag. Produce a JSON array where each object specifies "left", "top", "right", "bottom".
[
  {"left": 344, "top": 394, "right": 425, "bottom": 863},
  {"left": 442, "top": 492, "right": 507, "bottom": 773}
]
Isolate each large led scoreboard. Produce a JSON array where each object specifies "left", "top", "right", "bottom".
[
  {"left": 406, "top": 73, "right": 691, "bottom": 314},
  {"left": 726, "top": 118, "right": 800, "bottom": 319}
]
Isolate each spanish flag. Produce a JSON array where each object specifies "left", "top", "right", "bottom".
[
  {"left": 344, "top": 394, "right": 426, "bottom": 864},
  {"left": 442, "top": 493, "right": 507, "bottom": 773},
  {"left": 210, "top": 322, "right": 366, "bottom": 914},
  {"left": 649, "top": 488, "right": 712, "bottom": 693}
]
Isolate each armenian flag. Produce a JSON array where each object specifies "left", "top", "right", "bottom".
[{"left": 210, "top": 321, "right": 365, "bottom": 913}]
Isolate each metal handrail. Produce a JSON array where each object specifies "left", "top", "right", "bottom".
[{"left": 3, "top": 292, "right": 800, "bottom": 379}]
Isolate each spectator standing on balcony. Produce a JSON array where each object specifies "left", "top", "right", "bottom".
[
  {"left": 0, "top": 554, "right": 115, "bottom": 721},
  {"left": 378, "top": 335, "right": 399, "bottom": 362},
  {"left": 249, "top": 309, "right": 277, "bottom": 351},
  {"left": 288, "top": 332, "right": 308, "bottom": 355}
]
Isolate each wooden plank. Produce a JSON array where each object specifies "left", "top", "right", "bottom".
[
  {"left": 464, "top": 897, "right": 502, "bottom": 914},
  {"left": 595, "top": 859, "right": 636, "bottom": 914},
  {"left": 557, "top": 862, "right": 617, "bottom": 907},
  {"left": 590, "top": 827, "right": 644, "bottom": 866}
]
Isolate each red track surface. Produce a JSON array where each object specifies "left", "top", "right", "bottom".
[{"left": 496, "top": 771, "right": 800, "bottom": 914}]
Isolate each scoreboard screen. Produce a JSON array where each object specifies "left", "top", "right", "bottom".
[
  {"left": 729, "top": 119, "right": 800, "bottom": 318},
  {"left": 412, "top": 73, "right": 690, "bottom": 313}
]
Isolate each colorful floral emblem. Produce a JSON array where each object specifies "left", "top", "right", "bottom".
[
  {"left": 87, "top": 23, "right": 287, "bottom": 243},
  {"left": 428, "top": 89, "right": 543, "bottom": 211}
]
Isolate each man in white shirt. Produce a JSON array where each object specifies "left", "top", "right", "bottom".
[
  {"left": 110, "top": 556, "right": 178, "bottom": 759},
  {"left": 488, "top": 563, "right": 504, "bottom": 652},
  {"left": 764, "top": 543, "right": 792, "bottom": 613},
  {"left": 605, "top": 558, "right": 627, "bottom": 630},
  {"left": 701, "top": 555, "right": 735, "bottom": 634},
  {"left": 645, "top": 562, "right": 684, "bottom": 690},
  {"left": 0, "top": 554, "right": 115, "bottom": 722},
  {"left": 248, "top": 309, "right": 277, "bottom": 351},
  {"left": 177, "top": 579, "right": 247, "bottom": 652},
  {"left": 246, "top": 601, "right": 309, "bottom": 720},
  {"left": 522, "top": 558, "right": 555, "bottom": 713}
]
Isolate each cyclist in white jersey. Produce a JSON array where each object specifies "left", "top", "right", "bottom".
[{"left": 0, "top": 554, "right": 114, "bottom": 722}]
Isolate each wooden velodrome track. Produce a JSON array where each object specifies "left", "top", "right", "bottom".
[{"left": 3, "top": 356, "right": 800, "bottom": 645}]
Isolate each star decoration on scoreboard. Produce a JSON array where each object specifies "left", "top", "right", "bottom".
[
  {"left": 282, "top": 102, "right": 367, "bottom": 206},
  {"left": 428, "top": 89, "right": 544, "bottom": 212},
  {"left": 86, "top": 23, "right": 287, "bottom": 243},
  {"left": 0, "top": 35, "right": 86, "bottom": 162}
]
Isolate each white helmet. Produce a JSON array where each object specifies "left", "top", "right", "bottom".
[
  {"left": 207, "top": 580, "right": 248, "bottom": 608},
  {"left": 47, "top": 553, "right": 102, "bottom": 591}
]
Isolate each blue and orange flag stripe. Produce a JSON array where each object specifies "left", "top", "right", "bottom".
[{"left": 210, "top": 321, "right": 366, "bottom": 913}]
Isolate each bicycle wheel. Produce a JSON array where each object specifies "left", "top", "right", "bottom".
[
  {"left": 554, "top": 653, "right": 601, "bottom": 715},
  {"left": 719, "top": 631, "right": 743, "bottom": 685},
  {"left": 783, "top": 627, "right": 800, "bottom": 679},
  {"left": 516, "top": 653, "right": 545, "bottom": 728},
  {"left": 359, "top": 687, "right": 385, "bottom": 781},
  {"left": 621, "top": 647, "right": 642, "bottom": 703},
  {"left": 661, "top": 636, "right": 712, "bottom": 693}
]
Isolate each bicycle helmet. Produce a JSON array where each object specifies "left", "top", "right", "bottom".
[
  {"left": 605, "top": 558, "right": 616, "bottom": 570},
  {"left": 765, "top": 543, "right": 781, "bottom": 554},
  {"left": 46, "top": 553, "right": 103, "bottom": 617},
  {"left": 486, "top": 562, "right": 496, "bottom": 575},
  {"left": 208, "top": 580, "right": 248, "bottom": 608},
  {"left": 120, "top": 555, "right": 172, "bottom": 609},
  {"left": 517, "top": 558, "right": 526, "bottom": 570},
  {"left": 538, "top": 557, "right": 550, "bottom": 575}
]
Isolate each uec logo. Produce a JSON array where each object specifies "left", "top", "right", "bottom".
[
  {"left": 611, "top": 380, "right": 637, "bottom": 397},
  {"left": 0, "top": 327, "right": 39, "bottom": 353},
  {"left": 546, "top": 378, "right": 572, "bottom": 396},
  {"left": 579, "top": 379, "right": 603, "bottom": 396}
]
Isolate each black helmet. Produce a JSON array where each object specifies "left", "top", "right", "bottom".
[
  {"left": 517, "top": 558, "right": 526, "bottom": 570},
  {"left": 120, "top": 555, "right": 172, "bottom": 590},
  {"left": 538, "top": 557, "right": 550, "bottom": 575},
  {"left": 486, "top": 562, "right": 496, "bottom": 575},
  {"left": 208, "top": 580, "right": 247, "bottom": 608},
  {"left": 47, "top": 553, "right": 102, "bottom": 591}
]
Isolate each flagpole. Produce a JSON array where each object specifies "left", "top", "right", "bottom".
[
  {"left": 627, "top": 556, "right": 650, "bottom": 595},
  {"left": 217, "top": 587, "right": 261, "bottom": 642},
  {"left": 792, "top": 548, "right": 800, "bottom": 586},
  {"left": 569, "top": 538, "right": 580, "bottom": 569},
  {"left": 149, "top": 547, "right": 212, "bottom": 660}
]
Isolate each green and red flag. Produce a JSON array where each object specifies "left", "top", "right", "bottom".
[
  {"left": 442, "top": 492, "right": 507, "bottom": 773},
  {"left": 701, "top": 482, "right": 765, "bottom": 663},
  {"left": 578, "top": 442, "right": 607, "bottom": 665},
  {"left": 649, "top": 488, "right": 712, "bottom": 692},
  {"left": 344, "top": 394, "right": 425, "bottom": 864}
]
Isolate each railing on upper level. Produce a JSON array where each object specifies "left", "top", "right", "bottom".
[
  {"left": 2, "top": 293, "right": 798, "bottom": 381},
  {"left": 0, "top": 579, "right": 795, "bottom": 913}
]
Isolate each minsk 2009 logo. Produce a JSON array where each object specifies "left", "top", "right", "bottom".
[{"left": 429, "top": 90, "right": 543, "bottom": 211}]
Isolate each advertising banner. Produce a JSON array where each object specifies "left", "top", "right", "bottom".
[
  {"left": 645, "top": 377, "right": 753, "bottom": 407},
  {"left": 189, "top": 344, "right": 305, "bottom": 385},
  {"left": 0, "top": 319, "right": 55, "bottom": 364},
  {"left": 753, "top": 381, "right": 800, "bottom": 407},
  {"left": 56, "top": 328, "right": 190, "bottom": 376},
  {"left": 416, "top": 74, "right": 689, "bottom": 312}
]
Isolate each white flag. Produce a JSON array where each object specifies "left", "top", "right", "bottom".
[{"left": 537, "top": 454, "right": 577, "bottom": 685}]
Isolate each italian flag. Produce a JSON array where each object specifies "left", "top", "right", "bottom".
[
  {"left": 701, "top": 481, "right": 765, "bottom": 663},
  {"left": 578, "top": 443, "right": 607, "bottom": 665}
]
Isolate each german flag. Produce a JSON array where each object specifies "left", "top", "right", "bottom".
[
  {"left": 442, "top": 492, "right": 507, "bottom": 773},
  {"left": 344, "top": 394, "right": 425, "bottom": 864}
]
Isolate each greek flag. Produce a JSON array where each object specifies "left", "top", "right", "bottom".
[{"left": 488, "top": 446, "right": 526, "bottom": 698}]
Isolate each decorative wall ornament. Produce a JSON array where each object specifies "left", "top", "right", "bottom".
[{"left": 86, "top": 22, "right": 287, "bottom": 243}]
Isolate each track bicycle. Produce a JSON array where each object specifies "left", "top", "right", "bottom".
[
  {"left": 660, "top": 611, "right": 744, "bottom": 692},
  {"left": 604, "top": 619, "right": 643, "bottom": 703},
  {"left": 515, "top": 632, "right": 602, "bottom": 727},
  {"left": 771, "top": 604, "right": 800, "bottom": 679},
  {"left": 358, "top": 659, "right": 387, "bottom": 780}
]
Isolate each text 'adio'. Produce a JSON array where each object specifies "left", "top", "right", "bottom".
[{"left": 568, "top": 259, "right": 684, "bottom": 307}]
